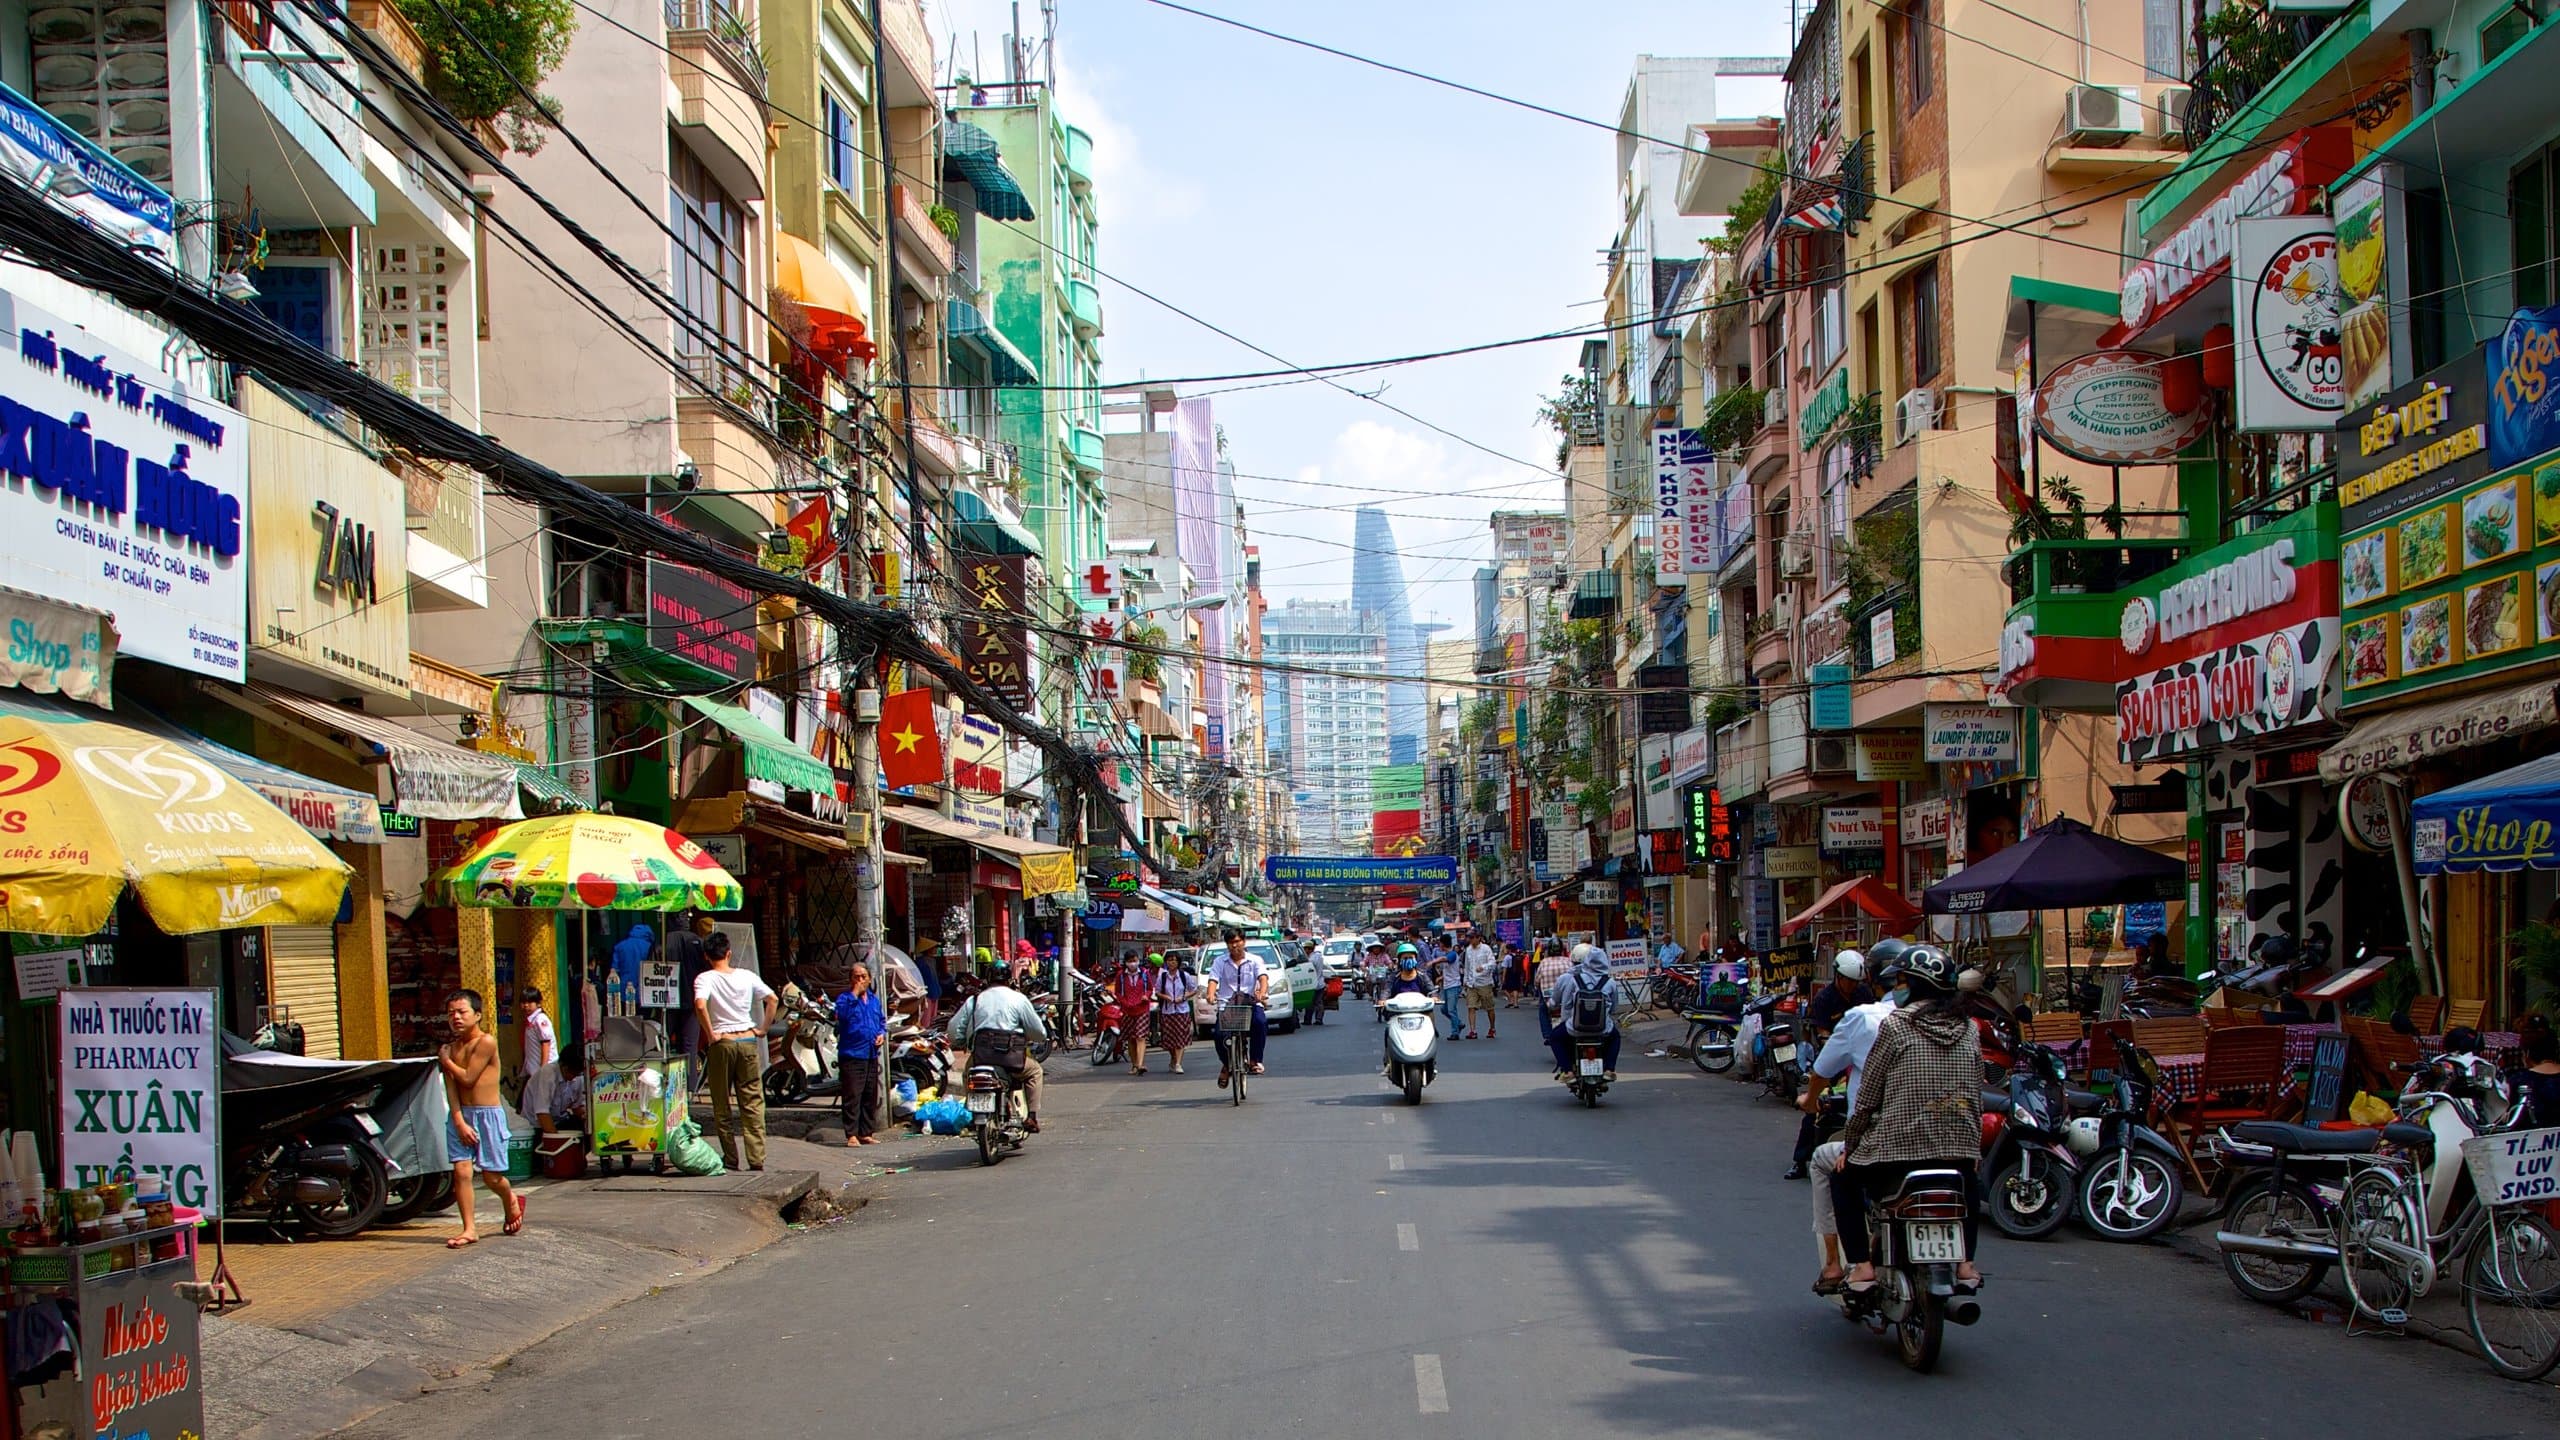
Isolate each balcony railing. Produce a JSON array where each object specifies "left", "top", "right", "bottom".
[
  {"left": 2003, "top": 538, "right": 2189, "bottom": 607},
  {"left": 1853, "top": 588, "right": 1917, "bottom": 674},
  {"left": 2182, "top": 5, "right": 2344, "bottom": 150},
  {"left": 666, "top": 0, "right": 765, "bottom": 92}
]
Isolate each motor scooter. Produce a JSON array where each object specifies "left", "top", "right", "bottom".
[
  {"left": 1825, "top": 1167, "right": 1983, "bottom": 1372},
  {"left": 1088, "top": 988, "right": 1127, "bottom": 1068},
  {"left": 1379, "top": 991, "right": 1439, "bottom": 1104},
  {"left": 963, "top": 1031, "right": 1034, "bottom": 1166},
  {"left": 763, "top": 986, "right": 841, "bottom": 1105},
  {"left": 2066, "top": 1041, "right": 2188, "bottom": 1242},
  {"left": 1979, "top": 1042, "right": 2082, "bottom": 1240}
]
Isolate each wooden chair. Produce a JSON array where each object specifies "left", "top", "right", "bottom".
[
  {"left": 2087, "top": 1020, "right": 2133, "bottom": 1078},
  {"left": 2352, "top": 1024, "right": 2424, "bottom": 1093},
  {"left": 2181, "top": 1027, "right": 2293, "bottom": 1124},
  {"left": 2024, "top": 1011, "right": 2085, "bottom": 1047},
  {"left": 2130, "top": 1014, "right": 2209, "bottom": 1058},
  {"left": 2446, "top": 999, "right": 2488, "bottom": 1031},
  {"left": 2406, "top": 996, "right": 2445, "bottom": 1034}
]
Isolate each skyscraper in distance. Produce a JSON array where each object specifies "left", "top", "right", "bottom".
[{"left": 1352, "top": 506, "right": 1425, "bottom": 765}]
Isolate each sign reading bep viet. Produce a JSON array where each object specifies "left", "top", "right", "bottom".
[{"left": 57, "top": 987, "right": 220, "bottom": 1213}]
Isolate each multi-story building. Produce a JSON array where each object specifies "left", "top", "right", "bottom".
[
  {"left": 1350, "top": 505, "right": 1426, "bottom": 764},
  {"left": 1260, "top": 598, "right": 1390, "bottom": 854}
]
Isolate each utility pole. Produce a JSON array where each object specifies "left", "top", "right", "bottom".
[{"left": 851, "top": 676, "right": 884, "bottom": 957}]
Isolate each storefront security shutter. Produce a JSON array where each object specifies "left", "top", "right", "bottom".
[{"left": 267, "top": 924, "right": 341, "bottom": 1059}]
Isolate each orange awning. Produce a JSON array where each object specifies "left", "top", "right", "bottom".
[
  {"left": 1780, "top": 876, "right": 1921, "bottom": 938},
  {"left": 774, "top": 232, "right": 876, "bottom": 364}
]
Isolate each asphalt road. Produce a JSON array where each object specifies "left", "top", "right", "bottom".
[{"left": 341, "top": 1004, "right": 2556, "bottom": 1438}]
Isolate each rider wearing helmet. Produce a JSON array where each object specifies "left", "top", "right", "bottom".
[
  {"left": 1784, "top": 949, "right": 1878, "bottom": 1179},
  {"left": 1383, "top": 943, "right": 1434, "bottom": 998},
  {"left": 1544, "top": 943, "right": 1625, "bottom": 1082},
  {"left": 1804, "top": 947, "right": 1910, "bottom": 1292},
  {"left": 1829, "top": 944, "right": 1983, "bottom": 1292}
]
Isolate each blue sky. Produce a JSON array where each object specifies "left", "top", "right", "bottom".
[{"left": 931, "top": 0, "right": 1790, "bottom": 632}]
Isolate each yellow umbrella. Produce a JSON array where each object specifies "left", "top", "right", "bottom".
[
  {"left": 434, "top": 812, "right": 743, "bottom": 912},
  {"left": 0, "top": 694, "right": 352, "bottom": 936}
]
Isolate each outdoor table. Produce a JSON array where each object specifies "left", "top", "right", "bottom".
[
  {"left": 2149, "top": 1051, "right": 2208, "bottom": 1103},
  {"left": 2421, "top": 1031, "right": 2524, "bottom": 1068},
  {"left": 2282, "top": 1023, "right": 2342, "bottom": 1069}
]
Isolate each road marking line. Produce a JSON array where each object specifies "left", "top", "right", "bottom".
[
  {"left": 1388, "top": 1153, "right": 1406, "bottom": 1171},
  {"left": 1397, "top": 1222, "right": 1419, "bottom": 1251},
  {"left": 1413, "top": 1353, "right": 1448, "bottom": 1413}
]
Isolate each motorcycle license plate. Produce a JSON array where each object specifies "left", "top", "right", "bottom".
[
  {"left": 1905, "top": 1222, "right": 1964, "bottom": 1263},
  {"left": 1768, "top": 1044, "right": 1796, "bottom": 1065},
  {"left": 1578, "top": 1057, "right": 1605, "bottom": 1077},
  {"left": 966, "top": 1092, "right": 997, "bottom": 1114}
]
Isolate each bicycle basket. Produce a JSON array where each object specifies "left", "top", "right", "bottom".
[{"left": 1216, "top": 1004, "right": 1256, "bottom": 1036}]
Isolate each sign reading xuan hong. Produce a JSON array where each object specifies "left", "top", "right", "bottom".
[{"left": 57, "top": 987, "right": 220, "bottom": 1214}]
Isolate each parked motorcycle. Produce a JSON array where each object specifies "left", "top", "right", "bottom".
[
  {"left": 2212, "top": 1119, "right": 2403, "bottom": 1304},
  {"left": 763, "top": 986, "right": 841, "bottom": 1105},
  {"left": 1088, "top": 988, "right": 1127, "bottom": 1068},
  {"left": 1684, "top": 1003, "right": 1741, "bottom": 1075},
  {"left": 1824, "top": 1166, "right": 1983, "bottom": 1372},
  {"left": 1745, "top": 994, "right": 1802, "bottom": 1101},
  {"left": 887, "top": 1026, "right": 954, "bottom": 1103},
  {"left": 2068, "top": 1041, "right": 2186, "bottom": 1242},
  {"left": 1380, "top": 991, "right": 1440, "bottom": 1104},
  {"left": 1979, "top": 1042, "right": 2081, "bottom": 1240}
]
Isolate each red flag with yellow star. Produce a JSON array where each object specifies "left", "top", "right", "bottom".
[{"left": 877, "top": 687, "right": 945, "bottom": 791}]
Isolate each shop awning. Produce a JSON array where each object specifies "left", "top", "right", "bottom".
[
  {"left": 2410, "top": 751, "right": 2560, "bottom": 875},
  {"left": 945, "top": 298, "right": 1038, "bottom": 386},
  {"left": 680, "top": 696, "right": 835, "bottom": 794},
  {"left": 1782, "top": 875, "right": 1923, "bottom": 937},
  {"left": 1501, "top": 876, "right": 1581, "bottom": 911},
  {"left": 232, "top": 682, "right": 524, "bottom": 821},
  {"left": 676, "top": 792, "right": 850, "bottom": 855},
  {"left": 881, "top": 803, "right": 1069, "bottom": 862},
  {"left": 944, "top": 119, "right": 1035, "bottom": 221},
  {"left": 2319, "top": 681, "right": 2560, "bottom": 782},
  {"left": 512, "top": 759, "right": 585, "bottom": 812},
  {"left": 774, "top": 231, "right": 876, "bottom": 364},
  {"left": 0, "top": 587, "right": 112, "bottom": 708},
  {"left": 952, "top": 486, "right": 1043, "bottom": 557},
  {"left": 124, "top": 703, "right": 383, "bottom": 844},
  {"left": 1140, "top": 884, "right": 1203, "bottom": 921}
]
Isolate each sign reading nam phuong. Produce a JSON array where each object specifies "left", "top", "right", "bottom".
[{"left": 57, "top": 987, "right": 220, "bottom": 1213}]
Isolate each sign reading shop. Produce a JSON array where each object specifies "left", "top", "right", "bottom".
[{"left": 0, "top": 298, "right": 247, "bottom": 681}]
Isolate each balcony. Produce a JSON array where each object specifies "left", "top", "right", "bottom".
[
  {"left": 878, "top": 0, "right": 935, "bottom": 108},
  {"left": 347, "top": 0, "right": 426, "bottom": 86},
  {"left": 667, "top": 0, "right": 768, "bottom": 200},
  {"left": 2003, "top": 538, "right": 2189, "bottom": 608},
  {"left": 1567, "top": 570, "right": 1620, "bottom": 620},
  {"left": 2140, "top": 4, "right": 2367, "bottom": 239},
  {"left": 1748, "top": 610, "right": 1793, "bottom": 681},
  {"left": 891, "top": 184, "right": 955, "bottom": 277},
  {"left": 1064, "top": 124, "right": 1094, "bottom": 193},
  {"left": 674, "top": 394, "right": 782, "bottom": 517},
  {"left": 1998, "top": 538, "right": 2188, "bottom": 712},
  {"left": 1068, "top": 423, "right": 1105, "bottom": 476},
  {"left": 1065, "top": 276, "right": 1103, "bottom": 341},
  {"left": 886, "top": 391, "right": 963, "bottom": 477}
]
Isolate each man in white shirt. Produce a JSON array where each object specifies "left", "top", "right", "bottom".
[
  {"left": 1804, "top": 952, "right": 1906, "bottom": 1291},
  {"left": 1206, "top": 931, "right": 1269, "bottom": 1087},
  {"left": 516, "top": 987, "right": 559, "bottom": 1118},
  {"left": 691, "top": 933, "right": 777, "bottom": 1171},
  {"left": 946, "top": 961, "right": 1049, "bottom": 1131},
  {"left": 1461, "top": 935, "right": 1500, "bottom": 1040}
]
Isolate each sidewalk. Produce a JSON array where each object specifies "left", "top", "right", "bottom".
[{"left": 201, "top": 1127, "right": 899, "bottom": 1439}]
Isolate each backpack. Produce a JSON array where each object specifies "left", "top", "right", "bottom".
[{"left": 1567, "top": 975, "right": 1612, "bottom": 1037}]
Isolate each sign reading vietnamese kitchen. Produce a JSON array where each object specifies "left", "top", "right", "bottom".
[
  {"left": 2337, "top": 350, "right": 2491, "bottom": 529},
  {"left": 2034, "top": 350, "right": 2211, "bottom": 464},
  {"left": 2234, "top": 215, "right": 2345, "bottom": 432}
]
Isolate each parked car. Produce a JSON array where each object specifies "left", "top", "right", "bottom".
[
  {"left": 1190, "top": 939, "right": 1320, "bottom": 1030},
  {"left": 1317, "top": 935, "right": 1361, "bottom": 979}
]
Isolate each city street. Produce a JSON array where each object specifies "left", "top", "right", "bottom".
[{"left": 341, "top": 1013, "right": 2556, "bottom": 1440}]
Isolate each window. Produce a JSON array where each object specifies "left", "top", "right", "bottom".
[
  {"left": 2142, "top": 0, "right": 2187, "bottom": 80},
  {"left": 669, "top": 142, "right": 752, "bottom": 388},
  {"left": 1902, "top": 0, "right": 1933, "bottom": 111},
  {"left": 822, "top": 90, "right": 860, "bottom": 196},
  {"left": 2513, "top": 145, "right": 2556, "bottom": 315},
  {"left": 2483, "top": 5, "right": 2534, "bottom": 64},
  {"left": 1908, "top": 261, "right": 1942, "bottom": 383}
]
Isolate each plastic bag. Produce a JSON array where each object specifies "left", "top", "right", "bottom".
[
  {"left": 915, "top": 1097, "right": 973, "bottom": 1135},
  {"left": 2348, "top": 1091, "right": 2394, "bottom": 1127},
  {"left": 891, "top": 1077, "right": 920, "bottom": 1115},
  {"left": 665, "top": 1118, "right": 727, "bottom": 1176}
]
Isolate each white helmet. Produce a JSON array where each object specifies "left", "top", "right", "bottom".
[
  {"left": 1570, "top": 943, "right": 1603, "bottom": 967},
  {"left": 1833, "top": 949, "right": 1866, "bottom": 981}
]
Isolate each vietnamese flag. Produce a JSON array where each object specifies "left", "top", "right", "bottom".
[{"left": 878, "top": 687, "right": 945, "bottom": 790}]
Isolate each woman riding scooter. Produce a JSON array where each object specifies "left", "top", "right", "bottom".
[{"left": 1829, "top": 943, "right": 1984, "bottom": 1295}]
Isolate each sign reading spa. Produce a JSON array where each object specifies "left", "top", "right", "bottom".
[
  {"left": 0, "top": 297, "right": 247, "bottom": 681},
  {"left": 2113, "top": 505, "right": 2339, "bottom": 763}
]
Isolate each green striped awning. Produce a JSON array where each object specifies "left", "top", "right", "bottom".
[
  {"left": 945, "top": 298, "right": 1038, "bottom": 386},
  {"left": 680, "top": 696, "right": 834, "bottom": 793},
  {"left": 944, "top": 120, "right": 1035, "bottom": 222},
  {"left": 514, "top": 760, "right": 585, "bottom": 811}
]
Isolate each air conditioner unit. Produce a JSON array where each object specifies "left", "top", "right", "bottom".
[
  {"left": 2153, "top": 87, "right": 2193, "bottom": 148},
  {"left": 1811, "top": 736, "right": 1855, "bottom": 774},
  {"left": 1780, "top": 530, "right": 1816, "bottom": 577},
  {"left": 1765, "top": 592, "right": 1796, "bottom": 630},
  {"left": 1763, "top": 388, "right": 1786, "bottom": 427},
  {"left": 2064, "top": 84, "right": 2144, "bottom": 146},
  {"left": 1895, "top": 387, "right": 1941, "bottom": 445}
]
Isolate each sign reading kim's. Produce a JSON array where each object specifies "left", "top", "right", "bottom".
[{"left": 0, "top": 297, "right": 247, "bottom": 682}]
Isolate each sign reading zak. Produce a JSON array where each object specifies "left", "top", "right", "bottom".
[{"left": 57, "top": 987, "right": 221, "bottom": 1214}]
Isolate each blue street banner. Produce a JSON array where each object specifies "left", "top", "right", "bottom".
[{"left": 1264, "top": 855, "right": 1460, "bottom": 886}]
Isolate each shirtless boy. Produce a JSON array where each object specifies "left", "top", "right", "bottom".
[{"left": 439, "top": 990, "right": 524, "bottom": 1247}]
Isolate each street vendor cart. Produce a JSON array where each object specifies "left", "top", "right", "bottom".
[{"left": 588, "top": 1016, "right": 690, "bottom": 1174}]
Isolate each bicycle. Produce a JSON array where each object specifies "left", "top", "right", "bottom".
[
  {"left": 2335, "top": 1057, "right": 2560, "bottom": 1381},
  {"left": 1217, "top": 1003, "right": 1256, "bottom": 1106}
]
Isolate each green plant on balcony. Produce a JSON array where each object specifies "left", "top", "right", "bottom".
[
  {"left": 1703, "top": 691, "right": 1747, "bottom": 730},
  {"left": 400, "top": 0, "right": 573, "bottom": 153},
  {"left": 1537, "top": 371, "right": 1601, "bottom": 467},
  {"left": 1469, "top": 779, "right": 1498, "bottom": 815},
  {"left": 2192, "top": 2, "right": 2300, "bottom": 138},
  {"left": 928, "top": 203, "right": 961, "bottom": 238},
  {"left": 1698, "top": 385, "right": 1766, "bottom": 456},
  {"left": 1707, "top": 169, "right": 1780, "bottom": 257},
  {"left": 1461, "top": 694, "right": 1503, "bottom": 742},
  {"left": 1125, "top": 621, "right": 1167, "bottom": 685},
  {"left": 2006, "top": 473, "right": 2123, "bottom": 547},
  {"left": 1840, "top": 502, "right": 1921, "bottom": 664}
]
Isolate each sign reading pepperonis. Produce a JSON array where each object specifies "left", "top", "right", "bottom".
[
  {"left": 2335, "top": 312, "right": 2560, "bottom": 708},
  {"left": 2113, "top": 503, "right": 2340, "bottom": 762}
]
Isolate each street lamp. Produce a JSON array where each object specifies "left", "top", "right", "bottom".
[{"left": 1128, "top": 595, "right": 1228, "bottom": 618}]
